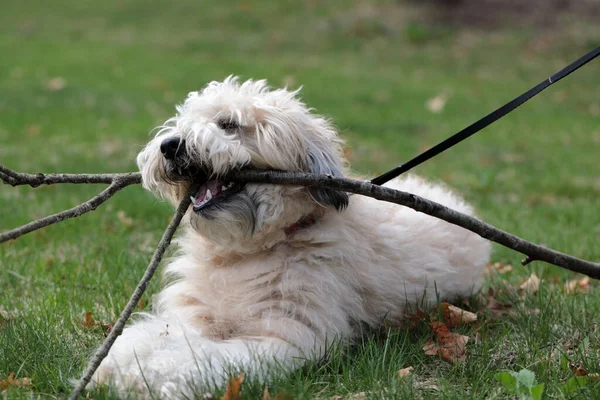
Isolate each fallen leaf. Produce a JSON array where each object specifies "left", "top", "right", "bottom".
[
  {"left": 565, "top": 276, "right": 590, "bottom": 294},
  {"left": 426, "top": 93, "right": 448, "bottom": 114},
  {"left": 519, "top": 273, "right": 540, "bottom": 294},
  {"left": 397, "top": 366, "right": 414, "bottom": 378},
  {"left": 83, "top": 311, "right": 95, "bottom": 327},
  {"left": 221, "top": 372, "right": 244, "bottom": 400},
  {"left": 487, "top": 262, "right": 513, "bottom": 274},
  {"left": 262, "top": 386, "right": 271, "bottom": 400},
  {"left": 588, "top": 373, "right": 600, "bottom": 382},
  {"left": 423, "top": 321, "right": 469, "bottom": 363},
  {"left": 45, "top": 77, "right": 67, "bottom": 91},
  {"left": 25, "top": 124, "right": 41, "bottom": 137},
  {"left": 0, "top": 372, "right": 32, "bottom": 389},
  {"left": 486, "top": 289, "right": 513, "bottom": 317},
  {"left": 117, "top": 210, "right": 133, "bottom": 227},
  {"left": 572, "top": 365, "right": 587, "bottom": 377},
  {"left": 0, "top": 372, "right": 12, "bottom": 390},
  {"left": 403, "top": 307, "right": 428, "bottom": 328},
  {"left": 347, "top": 393, "right": 367, "bottom": 400},
  {"left": 83, "top": 311, "right": 113, "bottom": 332},
  {"left": 439, "top": 302, "right": 477, "bottom": 328}
]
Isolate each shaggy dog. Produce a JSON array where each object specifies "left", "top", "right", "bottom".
[{"left": 93, "top": 77, "right": 490, "bottom": 398}]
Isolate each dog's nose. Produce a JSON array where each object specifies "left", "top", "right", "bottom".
[{"left": 160, "top": 137, "right": 184, "bottom": 160}]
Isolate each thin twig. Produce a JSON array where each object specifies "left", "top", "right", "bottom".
[
  {"left": 68, "top": 195, "right": 191, "bottom": 400},
  {"left": 0, "top": 165, "right": 141, "bottom": 186},
  {"left": 0, "top": 178, "right": 133, "bottom": 244}
]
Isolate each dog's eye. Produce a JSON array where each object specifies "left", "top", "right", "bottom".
[{"left": 217, "top": 120, "right": 240, "bottom": 130}]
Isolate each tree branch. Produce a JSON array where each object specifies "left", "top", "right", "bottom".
[
  {"left": 227, "top": 170, "right": 600, "bottom": 280},
  {"left": 68, "top": 195, "right": 192, "bottom": 400},
  {"left": 0, "top": 165, "right": 141, "bottom": 186},
  {"left": 0, "top": 169, "right": 142, "bottom": 244}
]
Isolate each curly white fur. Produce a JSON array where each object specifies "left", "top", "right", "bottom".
[{"left": 93, "top": 77, "right": 491, "bottom": 398}]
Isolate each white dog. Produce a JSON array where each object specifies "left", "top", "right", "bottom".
[{"left": 93, "top": 77, "right": 490, "bottom": 398}]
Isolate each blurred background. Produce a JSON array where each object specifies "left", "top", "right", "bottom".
[{"left": 1, "top": 1, "right": 599, "bottom": 396}]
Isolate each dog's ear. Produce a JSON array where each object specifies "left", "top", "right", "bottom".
[{"left": 306, "top": 141, "right": 349, "bottom": 211}]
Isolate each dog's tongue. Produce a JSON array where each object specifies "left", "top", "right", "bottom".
[{"left": 194, "top": 180, "right": 222, "bottom": 203}]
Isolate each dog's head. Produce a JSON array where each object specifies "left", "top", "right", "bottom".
[{"left": 137, "top": 77, "right": 348, "bottom": 246}]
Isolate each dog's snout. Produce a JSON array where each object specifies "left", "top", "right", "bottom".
[{"left": 160, "top": 137, "right": 185, "bottom": 160}]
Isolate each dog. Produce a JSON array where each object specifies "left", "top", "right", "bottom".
[{"left": 93, "top": 77, "right": 491, "bottom": 398}]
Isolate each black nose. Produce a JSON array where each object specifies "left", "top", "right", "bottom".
[{"left": 160, "top": 137, "right": 184, "bottom": 160}]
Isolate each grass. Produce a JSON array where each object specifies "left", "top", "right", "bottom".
[{"left": 1, "top": 0, "right": 599, "bottom": 398}]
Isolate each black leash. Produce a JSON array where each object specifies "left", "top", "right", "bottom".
[{"left": 371, "top": 46, "right": 600, "bottom": 186}]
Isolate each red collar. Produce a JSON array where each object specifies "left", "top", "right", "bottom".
[{"left": 284, "top": 212, "right": 321, "bottom": 235}]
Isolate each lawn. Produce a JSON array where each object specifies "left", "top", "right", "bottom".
[{"left": 1, "top": 0, "right": 599, "bottom": 398}]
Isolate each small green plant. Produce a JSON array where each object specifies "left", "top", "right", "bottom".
[
  {"left": 559, "top": 355, "right": 589, "bottom": 395},
  {"left": 494, "top": 369, "right": 544, "bottom": 400}
]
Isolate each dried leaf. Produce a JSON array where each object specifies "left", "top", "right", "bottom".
[
  {"left": 487, "top": 262, "right": 513, "bottom": 274},
  {"left": 0, "top": 372, "right": 32, "bottom": 389},
  {"left": 565, "top": 276, "right": 590, "bottom": 294},
  {"left": 397, "top": 366, "right": 414, "bottom": 378},
  {"left": 83, "top": 311, "right": 95, "bottom": 327},
  {"left": 403, "top": 307, "right": 428, "bottom": 328},
  {"left": 347, "top": 393, "right": 367, "bottom": 400},
  {"left": 423, "top": 321, "right": 469, "bottom": 363},
  {"left": 262, "top": 386, "right": 271, "bottom": 400},
  {"left": 426, "top": 93, "right": 448, "bottom": 114},
  {"left": 588, "top": 373, "right": 600, "bottom": 382},
  {"left": 519, "top": 273, "right": 540, "bottom": 294},
  {"left": 45, "top": 77, "right": 67, "bottom": 91},
  {"left": 440, "top": 302, "right": 477, "bottom": 328},
  {"left": 83, "top": 311, "right": 113, "bottom": 332},
  {"left": 221, "top": 372, "right": 244, "bottom": 400},
  {"left": 117, "top": 210, "right": 133, "bottom": 227},
  {"left": 571, "top": 363, "right": 587, "bottom": 377},
  {"left": 486, "top": 289, "right": 513, "bottom": 317},
  {"left": 0, "top": 372, "right": 13, "bottom": 390}
]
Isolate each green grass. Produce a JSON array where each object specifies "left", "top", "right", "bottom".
[{"left": 1, "top": 0, "right": 600, "bottom": 398}]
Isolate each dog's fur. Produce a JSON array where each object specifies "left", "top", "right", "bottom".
[{"left": 93, "top": 77, "right": 491, "bottom": 398}]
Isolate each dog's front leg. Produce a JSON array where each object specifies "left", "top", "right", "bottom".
[{"left": 92, "top": 316, "right": 303, "bottom": 398}]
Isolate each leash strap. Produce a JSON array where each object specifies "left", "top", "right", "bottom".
[{"left": 371, "top": 46, "right": 600, "bottom": 186}]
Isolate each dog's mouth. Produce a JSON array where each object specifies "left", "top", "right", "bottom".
[{"left": 190, "top": 179, "right": 245, "bottom": 212}]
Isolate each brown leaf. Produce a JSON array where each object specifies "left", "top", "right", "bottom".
[
  {"left": 0, "top": 372, "right": 32, "bottom": 389},
  {"left": 397, "top": 366, "right": 414, "bottom": 378},
  {"left": 403, "top": 307, "right": 428, "bottom": 328},
  {"left": 83, "top": 311, "right": 112, "bottom": 332},
  {"left": 571, "top": 363, "right": 587, "bottom": 377},
  {"left": 487, "top": 262, "right": 513, "bottom": 274},
  {"left": 423, "top": 321, "right": 469, "bottom": 364},
  {"left": 565, "top": 276, "right": 590, "bottom": 294},
  {"left": 519, "top": 273, "right": 540, "bottom": 294},
  {"left": 588, "top": 373, "right": 600, "bottom": 381},
  {"left": 0, "top": 372, "right": 13, "bottom": 390},
  {"left": 486, "top": 289, "right": 513, "bottom": 317},
  {"left": 221, "top": 372, "right": 244, "bottom": 400},
  {"left": 45, "top": 77, "right": 67, "bottom": 91},
  {"left": 426, "top": 93, "right": 448, "bottom": 114},
  {"left": 83, "top": 311, "right": 96, "bottom": 327},
  {"left": 117, "top": 210, "right": 133, "bottom": 227},
  {"left": 439, "top": 302, "right": 477, "bottom": 328},
  {"left": 262, "top": 386, "right": 271, "bottom": 400}
]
